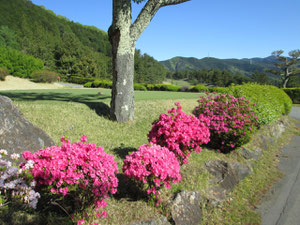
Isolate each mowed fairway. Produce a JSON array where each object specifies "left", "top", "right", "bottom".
[{"left": 0, "top": 88, "right": 203, "bottom": 163}]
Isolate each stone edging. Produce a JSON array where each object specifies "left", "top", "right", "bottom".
[{"left": 129, "top": 117, "right": 292, "bottom": 225}]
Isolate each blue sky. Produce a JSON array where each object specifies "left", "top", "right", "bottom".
[{"left": 31, "top": 0, "right": 300, "bottom": 61}]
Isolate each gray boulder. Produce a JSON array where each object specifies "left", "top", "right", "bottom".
[
  {"left": 0, "top": 95, "right": 55, "bottom": 156},
  {"left": 170, "top": 190, "right": 202, "bottom": 225},
  {"left": 205, "top": 160, "right": 251, "bottom": 205},
  {"left": 129, "top": 217, "right": 171, "bottom": 225}
]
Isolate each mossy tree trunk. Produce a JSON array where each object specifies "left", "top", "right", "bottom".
[{"left": 109, "top": 0, "right": 190, "bottom": 122}]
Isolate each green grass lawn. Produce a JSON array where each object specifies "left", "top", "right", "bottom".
[{"left": 0, "top": 88, "right": 297, "bottom": 225}]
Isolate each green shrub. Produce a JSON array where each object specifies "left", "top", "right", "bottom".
[
  {"left": 193, "top": 94, "right": 259, "bottom": 153},
  {"left": 31, "top": 70, "right": 58, "bottom": 83},
  {"left": 145, "top": 84, "right": 155, "bottom": 91},
  {"left": 223, "top": 83, "right": 292, "bottom": 125},
  {"left": 67, "top": 76, "right": 95, "bottom": 84},
  {"left": 208, "top": 86, "right": 228, "bottom": 94},
  {"left": 150, "top": 84, "right": 181, "bottom": 92},
  {"left": 0, "top": 67, "right": 9, "bottom": 81},
  {"left": 0, "top": 46, "right": 44, "bottom": 78},
  {"left": 92, "top": 79, "right": 113, "bottom": 89},
  {"left": 189, "top": 84, "right": 209, "bottom": 92},
  {"left": 282, "top": 88, "right": 300, "bottom": 104},
  {"left": 84, "top": 82, "right": 93, "bottom": 88},
  {"left": 134, "top": 83, "right": 147, "bottom": 91}
]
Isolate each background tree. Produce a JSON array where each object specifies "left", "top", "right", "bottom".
[
  {"left": 108, "top": 0, "right": 190, "bottom": 123},
  {"left": 267, "top": 50, "right": 300, "bottom": 88}
]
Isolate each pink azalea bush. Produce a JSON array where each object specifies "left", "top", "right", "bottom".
[
  {"left": 0, "top": 150, "right": 40, "bottom": 209},
  {"left": 122, "top": 144, "right": 181, "bottom": 205},
  {"left": 148, "top": 102, "right": 210, "bottom": 164},
  {"left": 193, "top": 94, "right": 259, "bottom": 153},
  {"left": 21, "top": 136, "right": 119, "bottom": 217}
]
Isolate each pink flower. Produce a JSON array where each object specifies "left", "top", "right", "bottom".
[
  {"left": 22, "top": 137, "right": 119, "bottom": 217},
  {"left": 148, "top": 102, "right": 210, "bottom": 164},
  {"left": 80, "top": 135, "right": 87, "bottom": 143},
  {"left": 77, "top": 219, "right": 85, "bottom": 225},
  {"left": 22, "top": 151, "right": 31, "bottom": 160},
  {"left": 123, "top": 143, "right": 181, "bottom": 205}
]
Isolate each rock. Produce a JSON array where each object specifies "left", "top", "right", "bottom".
[
  {"left": 232, "top": 162, "right": 251, "bottom": 181},
  {"left": 129, "top": 217, "right": 171, "bottom": 225},
  {"left": 240, "top": 147, "right": 259, "bottom": 160},
  {"left": 170, "top": 190, "right": 202, "bottom": 225},
  {"left": 0, "top": 95, "right": 55, "bottom": 156},
  {"left": 206, "top": 186, "right": 227, "bottom": 206},
  {"left": 260, "top": 135, "right": 274, "bottom": 149},
  {"left": 205, "top": 160, "right": 250, "bottom": 191}
]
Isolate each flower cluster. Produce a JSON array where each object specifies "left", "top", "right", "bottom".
[
  {"left": 148, "top": 102, "right": 210, "bottom": 164},
  {"left": 0, "top": 149, "right": 40, "bottom": 209},
  {"left": 22, "top": 136, "right": 119, "bottom": 216},
  {"left": 122, "top": 144, "right": 181, "bottom": 204},
  {"left": 193, "top": 94, "right": 259, "bottom": 152}
]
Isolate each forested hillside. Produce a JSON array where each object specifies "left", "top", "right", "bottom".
[
  {"left": 160, "top": 56, "right": 277, "bottom": 75},
  {"left": 0, "top": 0, "right": 167, "bottom": 83}
]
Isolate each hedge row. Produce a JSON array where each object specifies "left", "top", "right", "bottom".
[
  {"left": 208, "top": 83, "right": 292, "bottom": 125},
  {"left": 282, "top": 88, "right": 300, "bottom": 104},
  {"left": 67, "top": 76, "right": 95, "bottom": 85},
  {"left": 84, "top": 80, "right": 182, "bottom": 92}
]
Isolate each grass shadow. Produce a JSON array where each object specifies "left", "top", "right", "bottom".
[
  {"left": 0, "top": 90, "right": 111, "bottom": 118},
  {"left": 114, "top": 173, "right": 148, "bottom": 201},
  {"left": 112, "top": 145, "right": 137, "bottom": 159}
]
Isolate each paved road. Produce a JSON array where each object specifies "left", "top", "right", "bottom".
[
  {"left": 58, "top": 82, "right": 84, "bottom": 88},
  {"left": 258, "top": 107, "right": 300, "bottom": 225}
]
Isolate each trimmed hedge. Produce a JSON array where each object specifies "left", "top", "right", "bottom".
[
  {"left": 189, "top": 84, "right": 209, "bottom": 92},
  {"left": 212, "top": 83, "right": 293, "bottom": 125},
  {"left": 146, "top": 84, "right": 181, "bottom": 92},
  {"left": 83, "top": 82, "right": 93, "bottom": 88},
  {"left": 283, "top": 88, "right": 300, "bottom": 104},
  {"left": 134, "top": 83, "right": 147, "bottom": 91},
  {"left": 67, "top": 76, "right": 95, "bottom": 85},
  {"left": 91, "top": 79, "right": 113, "bottom": 88}
]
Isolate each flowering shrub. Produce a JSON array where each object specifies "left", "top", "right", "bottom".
[
  {"left": 0, "top": 149, "right": 40, "bottom": 209},
  {"left": 122, "top": 144, "right": 181, "bottom": 205},
  {"left": 148, "top": 102, "right": 210, "bottom": 164},
  {"left": 22, "top": 136, "right": 119, "bottom": 217},
  {"left": 193, "top": 94, "right": 259, "bottom": 153}
]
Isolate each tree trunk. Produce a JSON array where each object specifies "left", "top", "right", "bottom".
[
  {"left": 282, "top": 77, "right": 289, "bottom": 88},
  {"left": 109, "top": 0, "right": 135, "bottom": 122},
  {"left": 110, "top": 34, "right": 135, "bottom": 122}
]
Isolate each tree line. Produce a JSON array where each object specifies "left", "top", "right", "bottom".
[{"left": 0, "top": 0, "right": 167, "bottom": 84}]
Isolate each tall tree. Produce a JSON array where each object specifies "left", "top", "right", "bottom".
[
  {"left": 267, "top": 50, "right": 300, "bottom": 88},
  {"left": 108, "top": 0, "right": 190, "bottom": 122}
]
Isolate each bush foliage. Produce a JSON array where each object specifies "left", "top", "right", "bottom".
[
  {"left": 0, "top": 46, "right": 44, "bottom": 78},
  {"left": 31, "top": 70, "right": 58, "bottom": 83},
  {"left": 148, "top": 102, "right": 210, "bottom": 164},
  {"left": 0, "top": 67, "right": 9, "bottom": 81},
  {"left": 193, "top": 94, "right": 259, "bottom": 153},
  {"left": 209, "top": 83, "right": 292, "bottom": 125}
]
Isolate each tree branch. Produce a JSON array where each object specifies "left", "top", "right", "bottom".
[{"left": 130, "top": 0, "right": 190, "bottom": 42}]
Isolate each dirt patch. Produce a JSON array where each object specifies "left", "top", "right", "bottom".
[{"left": 0, "top": 76, "right": 65, "bottom": 90}]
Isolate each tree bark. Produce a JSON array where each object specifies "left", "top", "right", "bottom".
[
  {"left": 283, "top": 77, "right": 289, "bottom": 88},
  {"left": 109, "top": 0, "right": 190, "bottom": 122},
  {"left": 109, "top": 0, "right": 135, "bottom": 122}
]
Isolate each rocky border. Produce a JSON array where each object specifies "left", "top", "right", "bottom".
[{"left": 129, "top": 117, "right": 291, "bottom": 225}]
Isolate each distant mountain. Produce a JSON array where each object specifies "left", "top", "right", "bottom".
[{"left": 160, "top": 56, "right": 278, "bottom": 75}]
